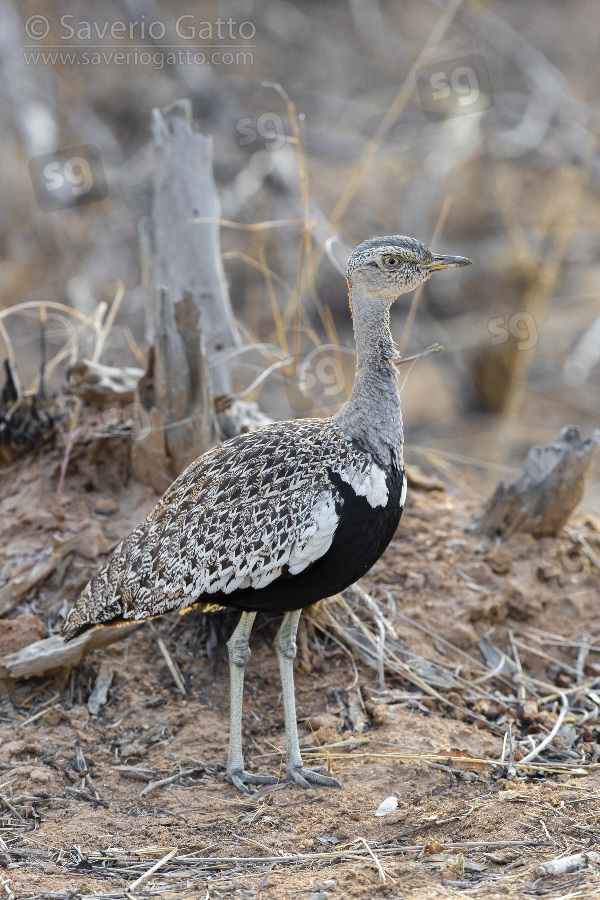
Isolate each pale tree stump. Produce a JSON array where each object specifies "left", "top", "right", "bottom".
[
  {"left": 469, "top": 426, "right": 600, "bottom": 539},
  {"left": 133, "top": 99, "right": 268, "bottom": 491}
]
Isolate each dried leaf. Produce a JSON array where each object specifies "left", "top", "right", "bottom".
[{"left": 425, "top": 839, "right": 444, "bottom": 855}]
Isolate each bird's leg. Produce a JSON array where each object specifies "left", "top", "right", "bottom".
[
  {"left": 274, "top": 609, "right": 342, "bottom": 789},
  {"left": 226, "top": 611, "right": 279, "bottom": 793}
]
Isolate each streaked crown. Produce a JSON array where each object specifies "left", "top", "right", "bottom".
[{"left": 346, "top": 234, "right": 472, "bottom": 299}]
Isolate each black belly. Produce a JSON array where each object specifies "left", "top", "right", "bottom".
[{"left": 207, "top": 466, "right": 405, "bottom": 614}]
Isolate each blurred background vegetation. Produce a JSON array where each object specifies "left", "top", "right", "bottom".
[{"left": 1, "top": 0, "right": 599, "bottom": 509}]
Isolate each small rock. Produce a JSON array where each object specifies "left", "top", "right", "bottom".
[
  {"left": 406, "top": 465, "right": 445, "bottom": 492},
  {"left": 365, "top": 701, "right": 401, "bottom": 729},
  {"left": 425, "top": 569, "right": 446, "bottom": 589},
  {"left": 27, "top": 767, "right": 51, "bottom": 785},
  {"left": 315, "top": 881, "right": 336, "bottom": 891},
  {"left": 308, "top": 894, "right": 329, "bottom": 900},
  {"left": 0, "top": 613, "right": 47, "bottom": 657},
  {"left": 42, "top": 863, "right": 60, "bottom": 874},
  {"left": 521, "top": 700, "right": 538, "bottom": 722},
  {"left": 332, "top": 828, "right": 351, "bottom": 841},
  {"left": 460, "top": 560, "right": 494, "bottom": 586},
  {"left": 404, "top": 571, "right": 425, "bottom": 590},
  {"left": 306, "top": 713, "right": 338, "bottom": 731},
  {"left": 444, "top": 621, "right": 479, "bottom": 651},
  {"left": 44, "top": 707, "right": 69, "bottom": 726},
  {"left": 555, "top": 724, "right": 577, "bottom": 749},
  {"left": 0, "top": 740, "right": 31, "bottom": 761},
  {"left": 93, "top": 496, "right": 118, "bottom": 516},
  {"left": 375, "top": 795, "right": 398, "bottom": 816},
  {"left": 502, "top": 580, "right": 541, "bottom": 620},
  {"left": 445, "top": 538, "right": 469, "bottom": 550},
  {"left": 310, "top": 653, "right": 326, "bottom": 672},
  {"left": 73, "top": 525, "right": 113, "bottom": 559},
  {"left": 441, "top": 868, "right": 459, "bottom": 880},
  {"left": 536, "top": 560, "right": 561, "bottom": 582},
  {"left": 505, "top": 532, "right": 537, "bottom": 559},
  {"left": 486, "top": 546, "right": 513, "bottom": 575}
]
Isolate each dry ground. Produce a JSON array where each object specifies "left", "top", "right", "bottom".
[{"left": 1, "top": 411, "right": 600, "bottom": 899}]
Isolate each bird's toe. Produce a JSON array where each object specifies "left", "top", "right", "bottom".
[
  {"left": 227, "top": 770, "right": 280, "bottom": 793},
  {"left": 287, "top": 765, "right": 342, "bottom": 789}
]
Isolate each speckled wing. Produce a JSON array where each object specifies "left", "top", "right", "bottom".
[{"left": 61, "top": 419, "right": 387, "bottom": 638}]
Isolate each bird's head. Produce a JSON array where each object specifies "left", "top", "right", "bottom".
[{"left": 346, "top": 235, "right": 472, "bottom": 305}]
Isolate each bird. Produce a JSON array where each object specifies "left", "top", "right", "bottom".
[{"left": 62, "top": 235, "right": 472, "bottom": 792}]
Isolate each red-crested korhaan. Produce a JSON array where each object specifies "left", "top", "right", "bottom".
[{"left": 62, "top": 236, "right": 472, "bottom": 792}]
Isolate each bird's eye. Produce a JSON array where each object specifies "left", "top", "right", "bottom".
[{"left": 383, "top": 256, "right": 400, "bottom": 267}]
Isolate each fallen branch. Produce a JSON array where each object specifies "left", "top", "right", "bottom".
[
  {"left": 129, "top": 847, "right": 179, "bottom": 891},
  {"left": 0, "top": 624, "right": 139, "bottom": 682},
  {"left": 140, "top": 767, "right": 203, "bottom": 796},
  {"left": 534, "top": 850, "right": 600, "bottom": 877},
  {"left": 76, "top": 839, "right": 542, "bottom": 875},
  {"left": 0, "top": 525, "right": 115, "bottom": 618}
]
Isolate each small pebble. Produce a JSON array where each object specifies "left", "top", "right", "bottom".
[
  {"left": 308, "top": 893, "right": 329, "bottom": 900},
  {"left": 315, "top": 881, "right": 336, "bottom": 891},
  {"left": 93, "top": 496, "right": 118, "bottom": 515},
  {"left": 375, "top": 795, "right": 398, "bottom": 816},
  {"left": 445, "top": 538, "right": 468, "bottom": 550}
]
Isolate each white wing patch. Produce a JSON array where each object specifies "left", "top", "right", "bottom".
[
  {"left": 205, "top": 491, "right": 339, "bottom": 591},
  {"left": 288, "top": 492, "right": 339, "bottom": 575},
  {"left": 399, "top": 474, "right": 407, "bottom": 508},
  {"left": 336, "top": 460, "right": 388, "bottom": 508}
]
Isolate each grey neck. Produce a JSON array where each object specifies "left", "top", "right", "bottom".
[{"left": 333, "top": 286, "right": 404, "bottom": 470}]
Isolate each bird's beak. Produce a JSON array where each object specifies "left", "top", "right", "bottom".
[{"left": 426, "top": 254, "right": 473, "bottom": 271}]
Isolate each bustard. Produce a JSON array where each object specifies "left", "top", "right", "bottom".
[{"left": 62, "top": 235, "right": 472, "bottom": 792}]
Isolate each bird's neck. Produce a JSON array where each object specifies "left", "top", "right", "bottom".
[{"left": 333, "top": 287, "right": 404, "bottom": 470}]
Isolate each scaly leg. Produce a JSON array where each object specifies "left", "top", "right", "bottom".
[
  {"left": 274, "top": 609, "right": 342, "bottom": 789},
  {"left": 226, "top": 611, "right": 279, "bottom": 793}
]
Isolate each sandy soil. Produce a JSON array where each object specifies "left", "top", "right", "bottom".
[{"left": 1, "top": 410, "right": 600, "bottom": 899}]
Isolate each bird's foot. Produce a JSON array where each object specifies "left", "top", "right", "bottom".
[
  {"left": 287, "top": 765, "right": 342, "bottom": 789},
  {"left": 226, "top": 769, "right": 280, "bottom": 794}
]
